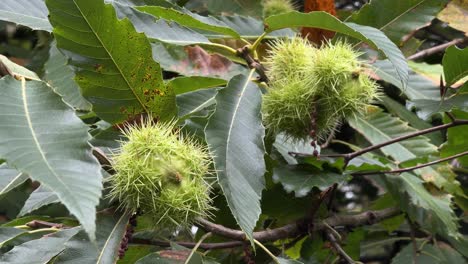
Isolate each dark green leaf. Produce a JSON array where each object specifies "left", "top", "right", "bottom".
[
  {"left": 168, "top": 76, "right": 226, "bottom": 95},
  {"left": 0, "top": 0, "right": 51, "bottom": 31},
  {"left": 391, "top": 241, "right": 465, "bottom": 264},
  {"left": 443, "top": 46, "right": 468, "bottom": 87},
  {"left": 441, "top": 110, "right": 468, "bottom": 167},
  {"left": 215, "top": 15, "right": 295, "bottom": 39},
  {"left": 176, "top": 88, "right": 217, "bottom": 118},
  {"left": 43, "top": 43, "right": 92, "bottom": 111},
  {"left": 0, "top": 164, "right": 28, "bottom": 197},
  {"left": 136, "top": 6, "right": 240, "bottom": 38},
  {"left": 379, "top": 96, "right": 443, "bottom": 145},
  {"left": 185, "top": 0, "right": 262, "bottom": 18},
  {"left": 0, "top": 227, "right": 26, "bottom": 246},
  {"left": 112, "top": 2, "right": 212, "bottom": 45},
  {"left": 47, "top": 0, "right": 177, "bottom": 123},
  {"left": 373, "top": 60, "right": 438, "bottom": 101},
  {"left": 55, "top": 210, "right": 131, "bottom": 264},
  {"left": 348, "top": 0, "right": 449, "bottom": 43},
  {"left": 0, "top": 227, "right": 80, "bottom": 264},
  {"left": 264, "top": 11, "right": 409, "bottom": 88},
  {"left": 348, "top": 107, "right": 437, "bottom": 162},
  {"left": 0, "top": 77, "right": 103, "bottom": 240},
  {"left": 383, "top": 173, "right": 460, "bottom": 238},
  {"left": 19, "top": 186, "right": 59, "bottom": 216},
  {"left": 348, "top": 107, "right": 461, "bottom": 193},
  {"left": 273, "top": 165, "right": 346, "bottom": 198},
  {"left": 205, "top": 72, "right": 266, "bottom": 241}
]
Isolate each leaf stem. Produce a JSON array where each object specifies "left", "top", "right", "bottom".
[
  {"left": 207, "top": 42, "right": 238, "bottom": 55},
  {"left": 251, "top": 32, "right": 268, "bottom": 52},
  {"left": 184, "top": 232, "right": 212, "bottom": 264},
  {"left": 326, "top": 231, "right": 355, "bottom": 264},
  {"left": 254, "top": 239, "right": 280, "bottom": 264}
]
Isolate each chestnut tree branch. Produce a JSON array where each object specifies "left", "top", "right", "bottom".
[
  {"left": 320, "top": 118, "right": 468, "bottom": 164},
  {"left": 326, "top": 231, "right": 355, "bottom": 264},
  {"left": 407, "top": 38, "right": 466, "bottom": 61},
  {"left": 195, "top": 207, "right": 400, "bottom": 242},
  {"left": 131, "top": 207, "right": 400, "bottom": 249},
  {"left": 352, "top": 150, "right": 468, "bottom": 176}
]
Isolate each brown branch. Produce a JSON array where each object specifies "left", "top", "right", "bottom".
[
  {"left": 236, "top": 46, "right": 269, "bottom": 83},
  {"left": 26, "top": 220, "right": 69, "bottom": 229},
  {"left": 352, "top": 151, "right": 468, "bottom": 176},
  {"left": 320, "top": 118, "right": 468, "bottom": 164},
  {"left": 195, "top": 207, "right": 400, "bottom": 243},
  {"left": 407, "top": 38, "right": 466, "bottom": 61},
  {"left": 326, "top": 231, "right": 355, "bottom": 264},
  {"left": 131, "top": 208, "right": 400, "bottom": 250},
  {"left": 131, "top": 238, "right": 243, "bottom": 250}
]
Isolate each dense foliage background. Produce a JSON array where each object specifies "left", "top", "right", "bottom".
[{"left": 0, "top": 0, "right": 467, "bottom": 263}]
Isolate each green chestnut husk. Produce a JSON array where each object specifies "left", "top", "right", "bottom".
[
  {"left": 108, "top": 120, "right": 214, "bottom": 229},
  {"left": 262, "top": 0, "right": 296, "bottom": 18},
  {"left": 262, "top": 38, "right": 379, "bottom": 141}
]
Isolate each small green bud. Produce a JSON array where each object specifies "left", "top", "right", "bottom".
[
  {"left": 108, "top": 119, "right": 214, "bottom": 229},
  {"left": 262, "top": 0, "right": 296, "bottom": 18}
]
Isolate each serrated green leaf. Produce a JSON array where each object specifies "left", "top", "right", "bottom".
[
  {"left": 373, "top": 59, "right": 439, "bottom": 101},
  {"left": 380, "top": 96, "right": 443, "bottom": 145},
  {"left": 205, "top": 72, "right": 266, "bottom": 242},
  {"left": 443, "top": 46, "right": 468, "bottom": 87},
  {"left": 441, "top": 110, "right": 468, "bottom": 167},
  {"left": 55, "top": 210, "right": 131, "bottom": 264},
  {"left": 136, "top": 6, "right": 240, "bottom": 38},
  {"left": 47, "top": 0, "right": 177, "bottom": 123},
  {"left": 384, "top": 173, "right": 459, "bottom": 238},
  {"left": 0, "top": 164, "right": 29, "bottom": 197},
  {"left": 0, "top": 77, "right": 103, "bottom": 240},
  {"left": 348, "top": 107, "right": 437, "bottom": 162},
  {"left": 391, "top": 241, "right": 465, "bottom": 264},
  {"left": 348, "top": 0, "right": 449, "bottom": 44},
  {"left": 348, "top": 107, "right": 461, "bottom": 192},
  {"left": 19, "top": 186, "right": 59, "bottom": 216},
  {"left": 112, "top": 2, "right": 212, "bottom": 45},
  {"left": 0, "top": 227, "right": 80, "bottom": 264},
  {"left": 0, "top": 0, "right": 52, "bottom": 31},
  {"left": 272, "top": 165, "right": 346, "bottom": 198},
  {"left": 264, "top": 11, "right": 409, "bottom": 88},
  {"left": 43, "top": 43, "right": 92, "bottom": 111}
]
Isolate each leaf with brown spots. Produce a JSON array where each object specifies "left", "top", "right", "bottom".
[
  {"left": 301, "top": 0, "right": 337, "bottom": 44},
  {"left": 47, "top": 0, "right": 177, "bottom": 124},
  {"left": 152, "top": 42, "right": 245, "bottom": 80}
]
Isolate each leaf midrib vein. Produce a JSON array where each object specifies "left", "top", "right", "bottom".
[
  {"left": 72, "top": 0, "right": 149, "bottom": 114},
  {"left": 21, "top": 78, "right": 82, "bottom": 216}
]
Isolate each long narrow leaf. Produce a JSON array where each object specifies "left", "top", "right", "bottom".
[
  {"left": 0, "top": 77, "right": 102, "bottom": 240},
  {"left": 205, "top": 72, "right": 266, "bottom": 241}
]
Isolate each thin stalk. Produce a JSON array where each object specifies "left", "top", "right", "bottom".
[
  {"left": 254, "top": 239, "right": 280, "bottom": 264},
  {"left": 184, "top": 232, "right": 212, "bottom": 264}
]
